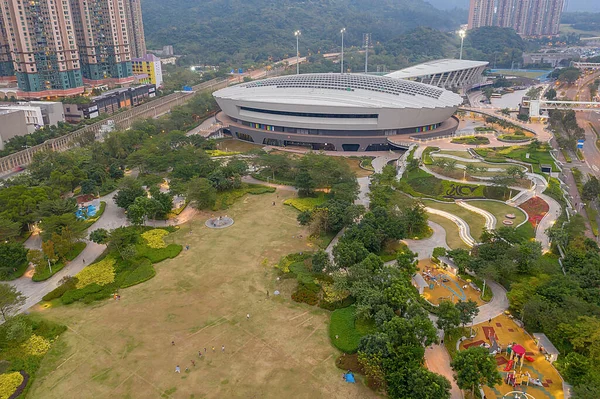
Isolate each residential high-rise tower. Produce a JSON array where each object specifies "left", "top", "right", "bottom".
[
  {"left": 70, "top": 0, "right": 134, "bottom": 85},
  {"left": 0, "top": 0, "right": 84, "bottom": 97},
  {"left": 0, "top": 0, "right": 147, "bottom": 96},
  {"left": 468, "top": 0, "right": 495, "bottom": 30},
  {"left": 467, "top": 0, "right": 565, "bottom": 36},
  {"left": 124, "top": 0, "right": 146, "bottom": 58}
]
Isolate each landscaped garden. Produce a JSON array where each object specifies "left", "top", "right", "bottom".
[
  {"left": 451, "top": 136, "right": 490, "bottom": 145},
  {"left": 466, "top": 200, "right": 527, "bottom": 227},
  {"left": 427, "top": 214, "right": 470, "bottom": 250},
  {"left": 474, "top": 143, "right": 558, "bottom": 173},
  {"left": 421, "top": 200, "right": 487, "bottom": 242},
  {"left": 519, "top": 197, "right": 549, "bottom": 227},
  {"left": 0, "top": 314, "right": 66, "bottom": 399},
  {"left": 42, "top": 227, "right": 182, "bottom": 305}
]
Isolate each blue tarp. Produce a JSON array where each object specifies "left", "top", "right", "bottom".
[{"left": 344, "top": 373, "right": 356, "bottom": 383}]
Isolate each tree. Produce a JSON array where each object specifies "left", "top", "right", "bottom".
[
  {"left": 0, "top": 284, "right": 26, "bottom": 321},
  {"left": 332, "top": 240, "right": 369, "bottom": 268},
  {"left": 297, "top": 210, "right": 312, "bottom": 226},
  {"left": 39, "top": 213, "right": 84, "bottom": 242},
  {"left": 107, "top": 227, "right": 139, "bottom": 259},
  {"left": 0, "top": 242, "right": 28, "bottom": 279},
  {"left": 582, "top": 176, "right": 600, "bottom": 201},
  {"left": 127, "top": 202, "right": 147, "bottom": 226},
  {"left": 294, "top": 168, "right": 315, "bottom": 197},
  {"left": 506, "top": 165, "right": 525, "bottom": 179},
  {"left": 41, "top": 240, "right": 58, "bottom": 265},
  {"left": 90, "top": 228, "right": 110, "bottom": 244},
  {"left": 432, "top": 247, "right": 446, "bottom": 260},
  {"left": 436, "top": 300, "right": 461, "bottom": 334},
  {"left": 187, "top": 177, "right": 217, "bottom": 210},
  {"left": 455, "top": 300, "right": 479, "bottom": 328},
  {"left": 545, "top": 88, "right": 557, "bottom": 100},
  {"left": 396, "top": 250, "right": 418, "bottom": 275},
  {"left": 114, "top": 178, "right": 146, "bottom": 210},
  {"left": 311, "top": 250, "right": 331, "bottom": 273},
  {"left": 27, "top": 249, "right": 46, "bottom": 276},
  {"left": 0, "top": 217, "right": 22, "bottom": 241},
  {"left": 483, "top": 87, "right": 494, "bottom": 101},
  {"left": 451, "top": 347, "right": 502, "bottom": 396},
  {"left": 4, "top": 315, "right": 32, "bottom": 343},
  {"left": 400, "top": 204, "right": 428, "bottom": 237},
  {"left": 387, "top": 366, "right": 451, "bottom": 399}
]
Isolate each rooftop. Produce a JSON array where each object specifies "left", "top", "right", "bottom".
[
  {"left": 533, "top": 333, "right": 560, "bottom": 355},
  {"left": 385, "top": 59, "right": 489, "bottom": 79}
]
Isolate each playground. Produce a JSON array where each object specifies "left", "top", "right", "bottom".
[
  {"left": 417, "top": 260, "right": 485, "bottom": 306},
  {"left": 27, "top": 191, "right": 376, "bottom": 399},
  {"left": 459, "top": 314, "right": 563, "bottom": 399}
]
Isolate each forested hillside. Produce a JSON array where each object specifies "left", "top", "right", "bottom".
[{"left": 141, "top": 0, "right": 465, "bottom": 64}]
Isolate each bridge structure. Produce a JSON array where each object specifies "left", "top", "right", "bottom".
[
  {"left": 571, "top": 62, "right": 600, "bottom": 70},
  {"left": 0, "top": 78, "right": 229, "bottom": 176},
  {"left": 522, "top": 99, "right": 600, "bottom": 118}
]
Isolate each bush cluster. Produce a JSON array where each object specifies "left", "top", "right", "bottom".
[
  {"left": 75, "top": 257, "right": 116, "bottom": 289},
  {"left": 20, "top": 335, "right": 51, "bottom": 356},
  {"left": 141, "top": 229, "right": 169, "bottom": 249}
]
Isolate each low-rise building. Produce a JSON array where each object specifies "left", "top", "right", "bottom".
[
  {"left": 63, "top": 84, "right": 156, "bottom": 123},
  {"left": 0, "top": 101, "right": 65, "bottom": 129},
  {"left": 0, "top": 109, "right": 28, "bottom": 150},
  {"left": 0, "top": 104, "right": 44, "bottom": 132},
  {"left": 132, "top": 54, "right": 164, "bottom": 87}
]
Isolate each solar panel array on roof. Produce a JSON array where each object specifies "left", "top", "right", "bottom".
[{"left": 243, "top": 74, "right": 444, "bottom": 99}]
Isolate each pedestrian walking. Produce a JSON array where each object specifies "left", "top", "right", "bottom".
[
  {"left": 267, "top": 290, "right": 269, "bottom": 298},
  {"left": 272, "top": 201, "right": 275, "bottom": 206},
  {"left": 83, "top": 259, "right": 85, "bottom": 264},
  {"left": 191, "top": 360, "right": 196, "bottom": 367},
  {"left": 175, "top": 365, "right": 181, "bottom": 373},
  {"left": 204, "top": 347, "right": 206, "bottom": 353},
  {"left": 198, "top": 351, "right": 202, "bottom": 358},
  {"left": 222, "top": 345, "right": 225, "bottom": 352},
  {"left": 212, "top": 346, "right": 215, "bottom": 352},
  {"left": 172, "top": 341, "right": 175, "bottom": 346},
  {"left": 488, "top": 318, "right": 492, "bottom": 324},
  {"left": 247, "top": 313, "right": 250, "bottom": 320}
]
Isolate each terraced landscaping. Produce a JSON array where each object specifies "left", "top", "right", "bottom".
[
  {"left": 426, "top": 214, "right": 469, "bottom": 250},
  {"left": 466, "top": 200, "right": 527, "bottom": 227},
  {"left": 422, "top": 200, "right": 487, "bottom": 243}
]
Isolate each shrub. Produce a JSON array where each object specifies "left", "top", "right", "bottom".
[
  {"left": 0, "top": 372, "right": 23, "bottom": 399},
  {"left": 61, "top": 283, "right": 114, "bottom": 305},
  {"left": 141, "top": 229, "right": 169, "bottom": 249},
  {"left": 136, "top": 243, "right": 182, "bottom": 263},
  {"left": 277, "top": 252, "right": 311, "bottom": 273},
  {"left": 75, "top": 257, "right": 116, "bottom": 288},
  {"left": 284, "top": 194, "right": 327, "bottom": 212},
  {"left": 20, "top": 334, "right": 51, "bottom": 356},
  {"left": 42, "top": 276, "right": 78, "bottom": 301},
  {"left": 291, "top": 285, "right": 319, "bottom": 306},
  {"left": 120, "top": 259, "right": 156, "bottom": 288}
]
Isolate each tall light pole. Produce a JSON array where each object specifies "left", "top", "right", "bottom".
[
  {"left": 340, "top": 28, "right": 346, "bottom": 74},
  {"left": 459, "top": 29, "right": 466, "bottom": 60},
  {"left": 294, "top": 30, "right": 301, "bottom": 75}
]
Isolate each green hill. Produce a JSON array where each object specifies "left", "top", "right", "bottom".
[{"left": 141, "top": 0, "right": 465, "bottom": 65}]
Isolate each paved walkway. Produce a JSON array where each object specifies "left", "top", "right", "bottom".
[
  {"left": 457, "top": 200, "right": 496, "bottom": 231},
  {"left": 402, "top": 221, "right": 449, "bottom": 259},
  {"left": 472, "top": 281, "right": 509, "bottom": 325},
  {"left": 424, "top": 207, "right": 476, "bottom": 248}
]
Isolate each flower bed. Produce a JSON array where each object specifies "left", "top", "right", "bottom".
[
  {"left": 520, "top": 197, "right": 549, "bottom": 227},
  {"left": 0, "top": 372, "right": 23, "bottom": 399},
  {"left": 21, "top": 335, "right": 51, "bottom": 356},
  {"left": 141, "top": 229, "right": 168, "bottom": 249},
  {"left": 75, "top": 257, "right": 116, "bottom": 288}
]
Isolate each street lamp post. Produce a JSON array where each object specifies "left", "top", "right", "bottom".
[
  {"left": 340, "top": 28, "right": 346, "bottom": 74},
  {"left": 459, "top": 29, "right": 466, "bottom": 60},
  {"left": 294, "top": 30, "right": 301, "bottom": 75}
]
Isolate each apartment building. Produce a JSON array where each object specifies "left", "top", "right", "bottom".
[
  {"left": 0, "top": 0, "right": 84, "bottom": 97},
  {"left": 468, "top": 0, "right": 565, "bottom": 36},
  {"left": 124, "top": 0, "right": 146, "bottom": 58},
  {"left": 0, "top": 0, "right": 148, "bottom": 97}
]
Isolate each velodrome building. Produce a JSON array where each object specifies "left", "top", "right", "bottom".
[{"left": 214, "top": 73, "right": 463, "bottom": 152}]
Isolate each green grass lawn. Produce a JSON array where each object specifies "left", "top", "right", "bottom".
[
  {"left": 438, "top": 150, "right": 474, "bottom": 159},
  {"left": 329, "top": 306, "right": 376, "bottom": 353},
  {"left": 426, "top": 214, "right": 469, "bottom": 250},
  {"left": 467, "top": 200, "right": 527, "bottom": 227},
  {"left": 475, "top": 146, "right": 558, "bottom": 173},
  {"left": 422, "top": 200, "right": 487, "bottom": 242}
]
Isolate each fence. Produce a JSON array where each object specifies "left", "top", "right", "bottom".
[{"left": 0, "top": 78, "right": 228, "bottom": 175}]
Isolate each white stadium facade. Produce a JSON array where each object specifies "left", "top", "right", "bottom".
[
  {"left": 213, "top": 60, "right": 487, "bottom": 152},
  {"left": 385, "top": 59, "right": 489, "bottom": 91}
]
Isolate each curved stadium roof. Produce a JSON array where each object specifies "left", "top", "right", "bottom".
[{"left": 215, "top": 73, "right": 462, "bottom": 109}]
